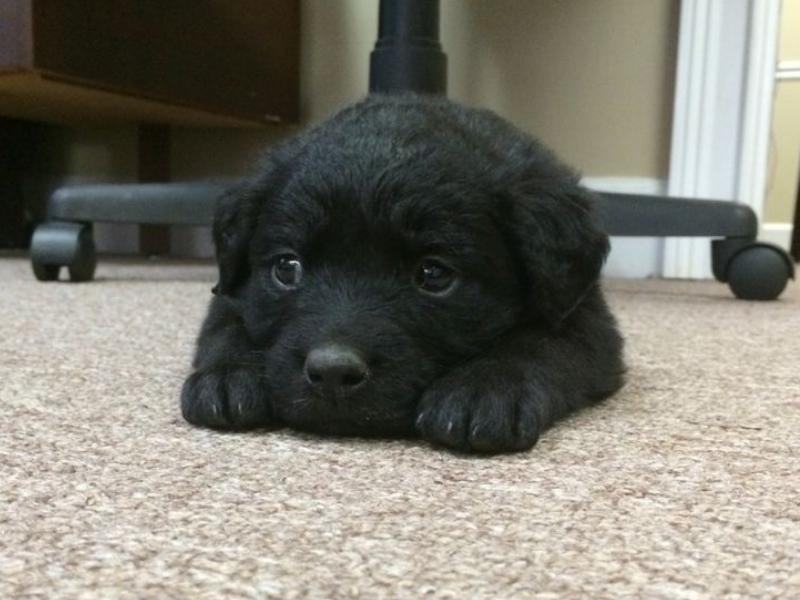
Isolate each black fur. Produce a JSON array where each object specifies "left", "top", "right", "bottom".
[{"left": 181, "top": 94, "right": 625, "bottom": 454}]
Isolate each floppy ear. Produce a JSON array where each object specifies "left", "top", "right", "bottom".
[
  {"left": 211, "top": 184, "right": 258, "bottom": 296},
  {"left": 501, "top": 183, "right": 610, "bottom": 325},
  {"left": 211, "top": 145, "right": 297, "bottom": 296}
]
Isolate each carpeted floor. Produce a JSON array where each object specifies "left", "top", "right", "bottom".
[{"left": 1, "top": 255, "right": 799, "bottom": 598}]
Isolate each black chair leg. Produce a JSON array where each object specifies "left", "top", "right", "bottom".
[
  {"left": 29, "top": 182, "right": 224, "bottom": 282},
  {"left": 711, "top": 238, "right": 794, "bottom": 300},
  {"left": 369, "top": 0, "right": 447, "bottom": 94},
  {"left": 30, "top": 221, "right": 97, "bottom": 283},
  {"left": 596, "top": 192, "right": 795, "bottom": 300}
]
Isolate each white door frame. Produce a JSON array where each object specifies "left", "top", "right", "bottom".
[{"left": 663, "top": 0, "right": 781, "bottom": 279}]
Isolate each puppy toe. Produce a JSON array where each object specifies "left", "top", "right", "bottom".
[
  {"left": 512, "top": 400, "right": 541, "bottom": 451},
  {"left": 415, "top": 393, "right": 469, "bottom": 451},
  {"left": 466, "top": 394, "right": 516, "bottom": 453},
  {"left": 223, "top": 369, "right": 271, "bottom": 428},
  {"left": 181, "top": 370, "right": 228, "bottom": 427}
]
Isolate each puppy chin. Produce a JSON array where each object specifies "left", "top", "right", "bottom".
[{"left": 278, "top": 396, "right": 417, "bottom": 438}]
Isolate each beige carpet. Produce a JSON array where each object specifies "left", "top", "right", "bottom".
[{"left": 1, "top": 255, "right": 799, "bottom": 599}]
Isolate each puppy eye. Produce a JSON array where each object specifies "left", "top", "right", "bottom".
[
  {"left": 271, "top": 254, "right": 303, "bottom": 289},
  {"left": 415, "top": 259, "right": 456, "bottom": 295}
]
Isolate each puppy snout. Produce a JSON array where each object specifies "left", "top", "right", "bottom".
[{"left": 304, "top": 343, "right": 369, "bottom": 396}]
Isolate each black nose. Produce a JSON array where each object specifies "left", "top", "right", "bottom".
[{"left": 304, "top": 343, "right": 369, "bottom": 396}]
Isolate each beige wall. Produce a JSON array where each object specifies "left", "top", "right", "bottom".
[
  {"left": 765, "top": 82, "right": 800, "bottom": 223},
  {"left": 778, "top": 0, "right": 800, "bottom": 62},
  {"left": 443, "top": 0, "right": 678, "bottom": 178},
  {"left": 764, "top": 0, "right": 800, "bottom": 224},
  {"left": 45, "top": 0, "right": 679, "bottom": 252}
]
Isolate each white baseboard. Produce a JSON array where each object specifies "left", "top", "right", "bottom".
[
  {"left": 582, "top": 177, "right": 666, "bottom": 196},
  {"left": 761, "top": 223, "right": 794, "bottom": 251},
  {"left": 582, "top": 177, "right": 667, "bottom": 279},
  {"left": 94, "top": 224, "right": 140, "bottom": 254},
  {"left": 171, "top": 226, "right": 214, "bottom": 258}
]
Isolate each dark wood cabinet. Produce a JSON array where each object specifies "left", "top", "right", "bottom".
[{"left": 0, "top": 0, "right": 300, "bottom": 126}]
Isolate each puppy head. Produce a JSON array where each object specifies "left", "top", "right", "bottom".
[{"left": 211, "top": 98, "right": 608, "bottom": 436}]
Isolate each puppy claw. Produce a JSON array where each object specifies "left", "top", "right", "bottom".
[{"left": 415, "top": 411, "right": 427, "bottom": 430}]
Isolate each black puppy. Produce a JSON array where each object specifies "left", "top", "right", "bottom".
[{"left": 181, "top": 94, "right": 625, "bottom": 454}]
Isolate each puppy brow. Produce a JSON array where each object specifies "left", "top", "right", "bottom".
[
  {"left": 251, "top": 220, "right": 309, "bottom": 256},
  {"left": 389, "top": 202, "right": 480, "bottom": 253},
  {"left": 388, "top": 208, "right": 508, "bottom": 277},
  {"left": 252, "top": 193, "right": 328, "bottom": 256}
]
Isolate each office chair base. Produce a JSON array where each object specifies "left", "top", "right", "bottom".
[
  {"left": 29, "top": 182, "right": 225, "bottom": 283},
  {"left": 28, "top": 184, "right": 795, "bottom": 300},
  {"left": 30, "top": 221, "right": 97, "bottom": 283}
]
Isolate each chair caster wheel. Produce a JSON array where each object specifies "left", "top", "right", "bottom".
[
  {"left": 726, "top": 243, "right": 794, "bottom": 300},
  {"left": 32, "top": 262, "right": 60, "bottom": 282},
  {"left": 30, "top": 221, "right": 97, "bottom": 283}
]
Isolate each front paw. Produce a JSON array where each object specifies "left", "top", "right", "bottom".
[
  {"left": 415, "top": 367, "right": 541, "bottom": 454},
  {"left": 181, "top": 367, "right": 271, "bottom": 429}
]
